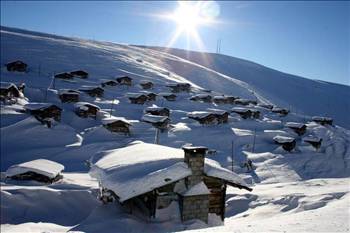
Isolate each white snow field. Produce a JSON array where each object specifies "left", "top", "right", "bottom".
[{"left": 1, "top": 26, "right": 349, "bottom": 233}]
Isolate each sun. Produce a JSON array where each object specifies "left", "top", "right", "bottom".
[
  {"left": 171, "top": 2, "right": 202, "bottom": 33},
  {"left": 158, "top": 1, "right": 219, "bottom": 50}
]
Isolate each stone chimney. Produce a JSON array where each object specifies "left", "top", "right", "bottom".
[{"left": 182, "top": 145, "right": 208, "bottom": 188}]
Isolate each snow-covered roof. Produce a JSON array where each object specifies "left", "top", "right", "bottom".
[
  {"left": 58, "top": 89, "right": 80, "bottom": 95},
  {"left": 79, "top": 85, "right": 103, "bottom": 91},
  {"left": 158, "top": 92, "right": 176, "bottom": 97},
  {"left": 101, "top": 79, "right": 117, "bottom": 83},
  {"left": 140, "top": 80, "right": 153, "bottom": 84},
  {"left": 207, "top": 109, "right": 228, "bottom": 115},
  {"left": 90, "top": 141, "right": 250, "bottom": 202},
  {"left": 272, "top": 107, "right": 288, "bottom": 112},
  {"left": 303, "top": 135, "right": 322, "bottom": 143},
  {"left": 74, "top": 102, "right": 100, "bottom": 110},
  {"left": 273, "top": 135, "right": 295, "bottom": 143},
  {"left": 0, "top": 82, "right": 17, "bottom": 89},
  {"left": 232, "top": 107, "right": 250, "bottom": 113},
  {"left": 101, "top": 117, "right": 131, "bottom": 125},
  {"left": 285, "top": 122, "right": 306, "bottom": 129},
  {"left": 6, "top": 159, "right": 64, "bottom": 179},
  {"left": 312, "top": 116, "right": 332, "bottom": 121},
  {"left": 213, "top": 95, "right": 226, "bottom": 100},
  {"left": 193, "top": 94, "right": 212, "bottom": 98},
  {"left": 181, "top": 181, "right": 210, "bottom": 196},
  {"left": 126, "top": 93, "right": 147, "bottom": 98},
  {"left": 25, "top": 103, "right": 59, "bottom": 111},
  {"left": 145, "top": 105, "right": 168, "bottom": 112},
  {"left": 142, "top": 114, "right": 169, "bottom": 123},
  {"left": 187, "top": 111, "right": 212, "bottom": 119}
]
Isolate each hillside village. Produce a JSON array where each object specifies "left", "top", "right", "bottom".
[{"left": 1, "top": 27, "right": 350, "bottom": 233}]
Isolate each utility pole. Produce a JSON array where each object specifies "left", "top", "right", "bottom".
[
  {"left": 231, "top": 140, "right": 234, "bottom": 171},
  {"left": 110, "top": 100, "right": 115, "bottom": 117},
  {"left": 154, "top": 128, "right": 160, "bottom": 144},
  {"left": 252, "top": 127, "right": 257, "bottom": 153},
  {"left": 216, "top": 38, "right": 222, "bottom": 54}
]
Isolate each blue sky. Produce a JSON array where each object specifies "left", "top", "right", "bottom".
[{"left": 1, "top": 1, "right": 349, "bottom": 85}]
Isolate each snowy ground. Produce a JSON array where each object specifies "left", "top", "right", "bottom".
[{"left": 1, "top": 26, "right": 350, "bottom": 232}]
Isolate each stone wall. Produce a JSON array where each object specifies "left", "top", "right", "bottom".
[{"left": 181, "top": 194, "right": 209, "bottom": 223}]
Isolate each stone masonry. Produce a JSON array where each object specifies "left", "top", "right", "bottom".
[
  {"left": 181, "top": 146, "right": 210, "bottom": 223},
  {"left": 181, "top": 194, "right": 209, "bottom": 223}
]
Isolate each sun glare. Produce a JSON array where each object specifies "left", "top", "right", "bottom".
[{"left": 159, "top": 1, "right": 220, "bottom": 50}]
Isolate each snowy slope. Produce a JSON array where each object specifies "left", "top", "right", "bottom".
[
  {"left": 146, "top": 46, "right": 350, "bottom": 128},
  {"left": 1, "top": 26, "right": 350, "bottom": 233}
]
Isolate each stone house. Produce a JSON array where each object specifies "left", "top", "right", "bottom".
[
  {"left": 140, "top": 80, "right": 154, "bottom": 89},
  {"left": 101, "top": 79, "right": 118, "bottom": 87},
  {"left": 144, "top": 106, "right": 170, "bottom": 117},
  {"left": 25, "top": 103, "right": 62, "bottom": 122},
  {"left": 232, "top": 107, "right": 260, "bottom": 119},
  {"left": 58, "top": 89, "right": 80, "bottom": 103},
  {"left": 187, "top": 112, "right": 217, "bottom": 125},
  {"left": 159, "top": 93, "right": 177, "bottom": 101},
  {"left": 127, "top": 93, "right": 149, "bottom": 104},
  {"left": 74, "top": 102, "right": 100, "bottom": 119},
  {"left": 102, "top": 117, "right": 131, "bottom": 135},
  {"left": 166, "top": 83, "right": 191, "bottom": 93},
  {"left": 6, "top": 60, "right": 27, "bottom": 72},
  {"left": 90, "top": 142, "right": 251, "bottom": 224},
  {"left": 312, "top": 116, "right": 333, "bottom": 126},
  {"left": 55, "top": 72, "right": 74, "bottom": 80},
  {"left": 273, "top": 135, "right": 296, "bottom": 152},
  {"left": 0, "top": 82, "right": 22, "bottom": 100},
  {"left": 116, "top": 76, "right": 133, "bottom": 86},
  {"left": 285, "top": 122, "right": 307, "bottom": 136},
  {"left": 272, "top": 107, "right": 289, "bottom": 116},
  {"left": 234, "top": 98, "right": 257, "bottom": 106},
  {"left": 142, "top": 114, "right": 170, "bottom": 130},
  {"left": 5, "top": 159, "right": 64, "bottom": 184},
  {"left": 145, "top": 92, "right": 157, "bottom": 101},
  {"left": 303, "top": 136, "right": 322, "bottom": 150},
  {"left": 70, "top": 70, "right": 88, "bottom": 79},
  {"left": 210, "top": 110, "right": 229, "bottom": 124},
  {"left": 190, "top": 94, "right": 212, "bottom": 103},
  {"left": 79, "top": 86, "right": 104, "bottom": 97}
]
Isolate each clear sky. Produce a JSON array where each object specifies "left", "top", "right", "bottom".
[{"left": 1, "top": 1, "right": 349, "bottom": 85}]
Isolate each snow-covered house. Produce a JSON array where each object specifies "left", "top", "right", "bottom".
[
  {"left": 144, "top": 106, "right": 170, "bottom": 117},
  {"left": 139, "top": 80, "right": 154, "bottom": 90},
  {"left": 142, "top": 114, "right": 170, "bottom": 130},
  {"left": 273, "top": 135, "right": 296, "bottom": 152},
  {"left": 0, "top": 82, "right": 22, "bottom": 100},
  {"left": 312, "top": 116, "right": 333, "bottom": 126},
  {"left": 303, "top": 136, "right": 322, "bottom": 150},
  {"left": 208, "top": 109, "right": 230, "bottom": 123},
  {"left": 79, "top": 86, "right": 104, "bottom": 97},
  {"left": 188, "top": 111, "right": 217, "bottom": 125},
  {"left": 232, "top": 107, "right": 260, "bottom": 119},
  {"left": 102, "top": 117, "right": 131, "bottom": 134},
  {"left": 234, "top": 98, "right": 257, "bottom": 106},
  {"left": 272, "top": 107, "right": 289, "bottom": 116},
  {"left": 70, "top": 70, "right": 88, "bottom": 79},
  {"left": 159, "top": 93, "right": 177, "bottom": 101},
  {"left": 190, "top": 94, "right": 212, "bottom": 103},
  {"left": 54, "top": 72, "right": 74, "bottom": 80},
  {"left": 143, "top": 92, "right": 157, "bottom": 101},
  {"left": 126, "top": 93, "right": 149, "bottom": 104},
  {"left": 90, "top": 142, "right": 251, "bottom": 223},
  {"left": 285, "top": 122, "right": 307, "bottom": 136},
  {"left": 101, "top": 79, "right": 118, "bottom": 87},
  {"left": 6, "top": 60, "right": 27, "bottom": 72},
  {"left": 25, "top": 103, "right": 62, "bottom": 122},
  {"left": 58, "top": 89, "right": 80, "bottom": 103},
  {"left": 74, "top": 102, "right": 100, "bottom": 119},
  {"left": 6, "top": 159, "right": 64, "bottom": 183},
  {"left": 258, "top": 103, "right": 274, "bottom": 110},
  {"left": 166, "top": 82, "right": 191, "bottom": 93},
  {"left": 116, "top": 76, "right": 132, "bottom": 86}
]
